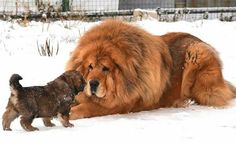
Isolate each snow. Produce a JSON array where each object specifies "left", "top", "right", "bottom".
[{"left": 1, "top": 19, "right": 236, "bottom": 144}]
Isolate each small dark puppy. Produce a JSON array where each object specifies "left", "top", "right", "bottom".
[{"left": 2, "top": 70, "right": 85, "bottom": 131}]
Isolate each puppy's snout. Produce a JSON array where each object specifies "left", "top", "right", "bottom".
[
  {"left": 78, "top": 83, "right": 85, "bottom": 92},
  {"left": 89, "top": 79, "right": 99, "bottom": 93}
]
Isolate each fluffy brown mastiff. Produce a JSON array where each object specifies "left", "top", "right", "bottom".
[
  {"left": 2, "top": 70, "right": 85, "bottom": 131},
  {"left": 66, "top": 20, "right": 236, "bottom": 120}
]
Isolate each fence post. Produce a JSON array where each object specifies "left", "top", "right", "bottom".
[
  {"left": 15, "top": 0, "right": 18, "bottom": 15},
  {"left": 62, "top": 0, "right": 70, "bottom": 12}
]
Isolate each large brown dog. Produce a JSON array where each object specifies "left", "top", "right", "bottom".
[{"left": 66, "top": 20, "right": 236, "bottom": 120}]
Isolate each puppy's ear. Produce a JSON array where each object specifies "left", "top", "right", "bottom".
[{"left": 69, "top": 71, "right": 86, "bottom": 93}]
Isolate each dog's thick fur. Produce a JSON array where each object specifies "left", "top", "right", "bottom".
[
  {"left": 2, "top": 70, "right": 85, "bottom": 131},
  {"left": 66, "top": 20, "right": 236, "bottom": 120}
]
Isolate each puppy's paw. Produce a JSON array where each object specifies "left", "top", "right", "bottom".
[
  {"left": 42, "top": 118, "right": 56, "bottom": 127},
  {"left": 30, "top": 127, "right": 39, "bottom": 131},
  {"left": 20, "top": 120, "right": 39, "bottom": 131},
  {"left": 45, "top": 123, "right": 56, "bottom": 127},
  {"left": 24, "top": 126, "right": 39, "bottom": 132},
  {"left": 3, "top": 127, "right": 12, "bottom": 131},
  {"left": 65, "top": 123, "right": 74, "bottom": 128}
]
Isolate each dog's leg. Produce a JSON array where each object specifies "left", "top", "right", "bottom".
[
  {"left": 184, "top": 43, "right": 233, "bottom": 106},
  {"left": 175, "top": 60, "right": 198, "bottom": 108},
  {"left": 2, "top": 107, "right": 19, "bottom": 131},
  {"left": 20, "top": 116, "right": 39, "bottom": 131},
  {"left": 42, "top": 117, "right": 55, "bottom": 127},
  {"left": 180, "top": 47, "right": 200, "bottom": 98},
  {"left": 70, "top": 92, "right": 119, "bottom": 119},
  {"left": 57, "top": 113, "right": 74, "bottom": 127},
  {"left": 69, "top": 102, "right": 113, "bottom": 120}
]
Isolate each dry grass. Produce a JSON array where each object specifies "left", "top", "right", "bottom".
[{"left": 37, "top": 38, "right": 59, "bottom": 56}]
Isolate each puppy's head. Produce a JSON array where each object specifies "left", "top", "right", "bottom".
[{"left": 61, "top": 70, "right": 86, "bottom": 95}]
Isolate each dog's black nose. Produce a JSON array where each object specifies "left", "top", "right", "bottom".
[{"left": 89, "top": 79, "right": 99, "bottom": 93}]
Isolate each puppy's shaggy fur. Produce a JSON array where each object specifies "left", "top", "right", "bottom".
[{"left": 2, "top": 70, "right": 85, "bottom": 131}]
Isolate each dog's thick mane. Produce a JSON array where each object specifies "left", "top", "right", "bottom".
[
  {"left": 68, "top": 20, "right": 173, "bottom": 108},
  {"left": 66, "top": 20, "right": 236, "bottom": 120}
]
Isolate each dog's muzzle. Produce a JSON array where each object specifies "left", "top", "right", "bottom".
[{"left": 89, "top": 79, "right": 99, "bottom": 94}]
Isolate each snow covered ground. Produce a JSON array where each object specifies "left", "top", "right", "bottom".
[{"left": 0, "top": 19, "right": 236, "bottom": 144}]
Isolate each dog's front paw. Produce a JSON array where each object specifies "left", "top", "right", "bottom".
[
  {"left": 69, "top": 106, "right": 85, "bottom": 120},
  {"left": 69, "top": 112, "right": 84, "bottom": 120}
]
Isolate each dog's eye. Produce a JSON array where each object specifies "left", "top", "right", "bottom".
[
  {"left": 88, "top": 64, "right": 93, "bottom": 71},
  {"left": 102, "top": 66, "right": 109, "bottom": 73}
]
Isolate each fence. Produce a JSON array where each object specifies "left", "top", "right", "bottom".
[{"left": 0, "top": 0, "right": 236, "bottom": 21}]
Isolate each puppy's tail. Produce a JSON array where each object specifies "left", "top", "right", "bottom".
[{"left": 9, "top": 74, "right": 23, "bottom": 92}]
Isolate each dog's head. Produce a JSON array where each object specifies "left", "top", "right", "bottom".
[
  {"left": 82, "top": 53, "right": 116, "bottom": 98},
  {"left": 61, "top": 70, "right": 86, "bottom": 96},
  {"left": 67, "top": 43, "right": 134, "bottom": 100}
]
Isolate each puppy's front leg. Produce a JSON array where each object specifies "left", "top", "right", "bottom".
[
  {"left": 57, "top": 113, "right": 74, "bottom": 128},
  {"left": 20, "top": 116, "right": 39, "bottom": 131},
  {"left": 42, "top": 117, "right": 55, "bottom": 127}
]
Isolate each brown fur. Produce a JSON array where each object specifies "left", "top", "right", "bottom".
[
  {"left": 2, "top": 70, "right": 85, "bottom": 131},
  {"left": 66, "top": 20, "right": 236, "bottom": 120},
  {"left": 159, "top": 32, "right": 236, "bottom": 107}
]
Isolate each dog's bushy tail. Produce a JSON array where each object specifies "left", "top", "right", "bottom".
[
  {"left": 225, "top": 81, "right": 236, "bottom": 98},
  {"left": 9, "top": 74, "right": 23, "bottom": 92}
]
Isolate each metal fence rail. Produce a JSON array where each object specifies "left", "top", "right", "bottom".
[{"left": 1, "top": 0, "right": 236, "bottom": 21}]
